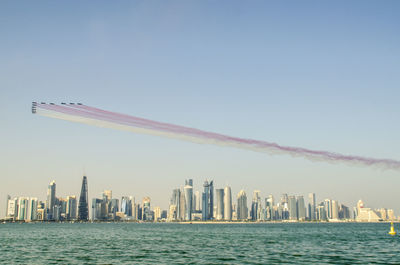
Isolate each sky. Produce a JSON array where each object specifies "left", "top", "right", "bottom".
[{"left": 1, "top": 1, "right": 399, "bottom": 217}]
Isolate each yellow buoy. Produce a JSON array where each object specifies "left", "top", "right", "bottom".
[{"left": 389, "top": 222, "right": 396, "bottom": 236}]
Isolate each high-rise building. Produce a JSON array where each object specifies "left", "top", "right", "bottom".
[
  {"left": 324, "top": 199, "right": 332, "bottom": 219},
  {"left": 78, "top": 176, "right": 89, "bottom": 221},
  {"left": 27, "top": 198, "right": 38, "bottom": 221},
  {"left": 17, "top": 197, "right": 29, "bottom": 221},
  {"left": 184, "top": 185, "right": 193, "bottom": 221},
  {"left": 194, "top": 191, "right": 201, "bottom": 212},
  {"left": 237, "top": 190, "right": 248, "bottom": 220},
  {"left": 331, "top": 200, "right": 339, "bottom": 219},
  {"left": 66, "top": 196, "right": 77, "bottom": 220},
  {"left": 308, "top": 193, "right": 316, "bottom": 220},
  {"left": 142, "top": 197, "right": 151, "bottom": 221},
  {"left": 103, "top": 190, "right": 112, "bottom": 201},
  {"left": 154, "top": 206, "right": 161, "bottom": 221},
  {"left": 288, "top": 196, "right": 297, "bottom": 220},
  {"left": 170, "top": 189, "right": 181, "bottom": 220},
  {"left": 6, "top": 197, "right": 17, "bottom": 220},
  {"left": 121, "top": 196, "right": 133, "bottom": 216},
  {"left": 46, "top": 180, "right": 56, "bottom": 220},
  {"left": 250, "top": 190, "right": 261, "bottom": 221},
  {"left": 265, "top": 195, "right": 274, "bottom": 220},
  {"left": 215, "top": 188, "right": 224, "bottom": 220},
  {"left": 224, "top": 186, "right": 232, "bottom": 221},
  {"left": 297, "top": 196, "right": 306, "bottom": 220},
  {"left": 202, "top": 180, "right": 214, "bottom": 220}
]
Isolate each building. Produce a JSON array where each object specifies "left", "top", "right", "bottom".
[
  {"left": 6, "top": 197, "right": 18, "bottom": 220},
  {"left": 331, "top": 200, "right": 339, "bottom": 220},
  {"left": 78, "top": 176, "right": 89, "bottom": 221},
  {"left": 17, "top": 197, "right": 29, "bottom": 221},
  {"left": 224, "top": 186, "right": 232, "bottom": 221},
  {"left": 184, "top": 184, "right": 193, "bottom": 221},
  {"left": 250, "top": 190, "right": 261, "bottom": 221},
  {"left": 142, "top": 197, "right": 151, "bottom": 221},
  {"left": 27, "top": 198, "right": 38, "bottom": 221},
  {"left": 237, "top": 190, "right": 248, "bottom": 220},
  {"left": 46, "top": 180, "right": 56, "bottom": 220},
  {"left": 308, "top": 193, "right": 316, "bottom": 220},
  {"left": 215, "top": 188, "right": 224, "bottom": 220},
  {"left": 288, "top": 196, "right": 297, "bottom": 220},
  {"left": 202, "top": 180, "right": 214, "bottom": 220},
  {"left": 154, "top": 206, "right": 161, "bottom": 221},
  {"left": 297, "top": 196, "right": 306, "bottom": 221},
  {"left": 66, "top": 196, "right": 77, "bottom": 220}
]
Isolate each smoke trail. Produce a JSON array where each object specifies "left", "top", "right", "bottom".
[{"left": 32, "top": 102, "right": 400, "bottom": 170}]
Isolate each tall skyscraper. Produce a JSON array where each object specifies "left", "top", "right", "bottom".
[
  {"left": 27, "top": 198, "right": 38, "bottom": 221},
  {"left": 223, "top": 186, "right": 232, "bottom": 221},
  {"left": 331, "top": 200, "right": 339, "bottom": 219},
  {"left": 201, "top": 180, "right": 214, "bottom": 220},
  {"left": 17, "top": 197, "right": 29, "bottom": 221},
  {"left": 194, "top": 191, "right": 201, "bottom": 212},
  {"left": 142, "top": 197, "right": 151, "bottom": 221},
  {"left": 6, "top": 197, "right": 17, "bottom": 220},
  {"left": 288, "top": 196, "right": 297, "bottom": 220},
  {"left": 308, "top": 193, "right": 316, "bottom": 220},
  {"left": 237, "top": 190, "right": 248, "bottom": 220},
  {"left": 66, "top": 196, "right": 77, "bottom": 220},
  {"left": 46, "top": 180, "right": 56, "bottom": 220},
  {"left": 215, "top": 188, "right": 224, "bottom": 220},
  {"left": 78, "top": 176, "right": 89, "bottom": 221},
  {"left": 184, "top": 185, "right": 193, "bottom": 221},
  {"left": 250, "top": 190, "right": 261, "bottom": 221},
  {"left": 103, "top": 190, "right": 112, "bottom": 201},
  {"left": 297, "top": 196, "right": 306, "bottom": 220},
  {"left": 209, "top": 180, "right": 214, "bottom": 220}
]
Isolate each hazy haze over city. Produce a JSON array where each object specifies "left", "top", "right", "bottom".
[{"left": 1, "top": 1, "right": 400, "bottom": 215}]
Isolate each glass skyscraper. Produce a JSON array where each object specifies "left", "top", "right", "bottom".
[{"left": 78, "top": 176, "right": 89, "bottom": 221}]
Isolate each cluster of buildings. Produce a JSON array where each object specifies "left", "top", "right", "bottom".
[
  {"left": 166, "top": 179, "right": 397, "bottom": 222},
  {"left": 3, "top": 176, "right": 397, "bottom": 223},
  {"left": 5, "top": 177, "right": 89, "bottom": 222}
]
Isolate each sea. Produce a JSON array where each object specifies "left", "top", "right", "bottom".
[{"left": 1, "top": 222, "right": 399, "bottom": 264}]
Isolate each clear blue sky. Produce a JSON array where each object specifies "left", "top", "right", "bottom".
[{"left": 1, "top": 1, "right": 399, "bottom": 215}]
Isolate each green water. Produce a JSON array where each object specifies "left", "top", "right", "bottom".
[{"left": 0, "top": 222, "right": 399, "bottom": 264}]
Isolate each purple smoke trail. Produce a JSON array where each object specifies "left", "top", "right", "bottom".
[{"left": 33, "top": 103, "right": 400, "bottom": 170}]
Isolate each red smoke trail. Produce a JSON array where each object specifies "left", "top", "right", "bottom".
[{"left": 33, "top": 103, "right": 400, "bottom": 170}]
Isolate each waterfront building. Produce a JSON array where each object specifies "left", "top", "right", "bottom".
[
  {"left": 78, "top": 176, "right": 89, "bottom": 221},
  {"left": 250, "top": 190, "right": 261, "bottom": 221},
  {"left": 46, "top": 180, "right": 56, "bottom": 220},
  {"left": 324, "top": 199, "right": 332, "bottom": 219},
  {"left": 265, "top": 195, "right": 274, "bottom": 220},
  {"left": 194, "top": 191, "right": 201, "bottom": 212},
  {"left": 308, "top": 193, "right": 316, "bottom": 220},
  {"left": 103, "top": 190, "right": 112, "bottom": 201},
  {"left": 27, "top": 198, "right": 38, "bottom": 221},
  {"left": 237, "top": 190, "right": 248, "bottom": 220},
  {"left": 17, "top": 197, "right": 29, "bottom": 221},
  {"left": 202, "top": 180, "right": 214, "bottom": 220},
  {"left": 66, "top": 196, "right": 77, "bottom": 220},
  {"left": 121, "top": 196, "right": 132, "bottom": 216},
  {"left": 331, "top": 200, "right": 339, "bottom": 220},
  {"left": 297, "top": 196, "right": 306, "bottom": 221},
  {"left": 339, "top": 204, "right": 350, "bottom": 219},
  {"left": 170, "top": 189, "right": 181, "bottom": 220},
  {"left": 184, "top": 184, "right": 193, "bottom": 221},
  {"left": 154, "top": 206, "right": 161, "bottom": 221},
  {"left": 168, "top": 204, "right": 177, "bottom": 221},
  {"left": 142, "top": 197, "right": 151, "bottom": 221},
  {"left": 224, "top": 186, "right": 232, "bottom": 221},
  {"left": 317, "top": 204, "right": 327, "bottom": 220},
  {"left": 288, "top": 196, "right": 297, "bottom": 220},
  {"left": 6, "top": 197, "right": 18, "bottom": 220},
  {"left": 215, "top": 188, "right": 224, "bottom": 220}
]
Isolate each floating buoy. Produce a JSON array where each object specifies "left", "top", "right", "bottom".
[{"left": 389, "top": 222, "right": 396, "bottom": 236}]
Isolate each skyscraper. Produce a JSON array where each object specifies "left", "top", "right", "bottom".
[
  {"left": 297, "top": 196, "right": 306, "bottom": 220},
  {"left": 46, "top": 180, "right": 56, "bottom": 220},
  {"left": 308, "top": 193, "right": 316, "bottom": 220},
  {"left": 27, "top": 198, "right": 38, "bottom": 221},
  {"left": 184, "top": 185, "right": 193, "bottom": 221},
  {"left": 215, "top": 188, "right": 224, "bottom": 220},
  {"left": 288, "top": 196, "right": 297, "bottom": 220},
  {"left": 142, "top": 197, "right": 151, "bottom": 221},
  {"left": 224, "top": 186, "right": 232, "bottom": 221},
  {"left": 66, "top": 196, "right": 77, "bottom": 220},
  {"left": 17, "top": 197, "right": 29, "bottom": 221},
  {"left": 194, "top": 191, "right": 201, "bottom": 212},
  {"left": 237, "top": 190, "right": 248, "bottom": 220},
  {"left": 201, "top": 180, "right": 214, "bottom": 220},
  {"left": 331, "top": 200, "right": 339, "bottom": 219},
  {"left": 78, "top": 176, "right": 89, "bottom": 221},
  {"left": 250, "top": 190, "right": 261, "bottom": 221}
]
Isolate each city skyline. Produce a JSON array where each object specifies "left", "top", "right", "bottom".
[
  {"left": 3, "top": 175, "right": 397, "bottom": 223},
  {"left": 1, "top": 1, "right": 400, "bottom": 218}
]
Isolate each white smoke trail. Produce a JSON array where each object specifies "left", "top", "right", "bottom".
[{"left": 33, "top": 103, "right": 400, "bottom": 170}]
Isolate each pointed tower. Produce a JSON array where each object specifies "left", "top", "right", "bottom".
[{"left": 78, "top": 176, "right": 89, "bottom": 221}]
